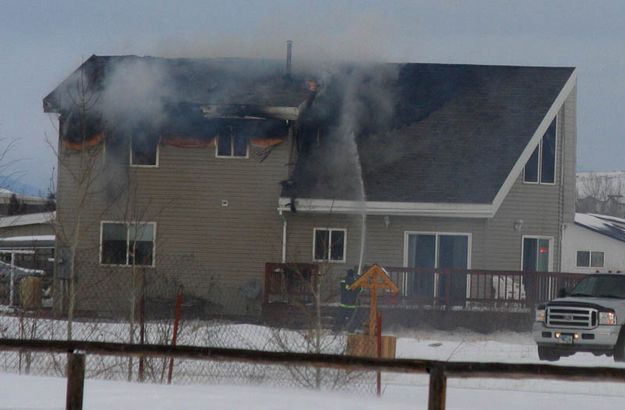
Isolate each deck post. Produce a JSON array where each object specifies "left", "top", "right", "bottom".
[
  {"left": 66, "top": 352, "right": 85, "bottom": 410},
  {"left": 428, "top": 366, "right": 446, "bottom": 410}
]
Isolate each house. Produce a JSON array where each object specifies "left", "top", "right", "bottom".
[
  {"left": 0, "top": 211, "right": 55, "bottom": 239},
  {"left": 43, "top": 54, "right": 577, "bottom": 317},
  {"left": 0, "top": 188, "right": 50, "bottom": 216},
  {"left": 0, "top": 211, "right": 55, "bottom": 279},
  {"left": 0, "top": 212, "right": 55, "bottom": 308},
  {"left": 561, "top": 213, "right": 625, "bottom": 274}
]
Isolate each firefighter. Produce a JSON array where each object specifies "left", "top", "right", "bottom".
[{"left": 339, "top": 269, "right": 360, "bottom": 330}]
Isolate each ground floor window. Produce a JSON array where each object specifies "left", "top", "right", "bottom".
[
  {"left": 576, "top": 250, "right": 605, "bottom": 268},
  {"left": 100, "top": 221, "right": 156, "bottom": 266},
  {"left": 313, "top": 228, "right": 346, "bottom": 262}
]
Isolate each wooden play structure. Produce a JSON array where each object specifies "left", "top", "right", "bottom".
[{"left": 347, "top": 264, "right": 399, "bottom": 359}]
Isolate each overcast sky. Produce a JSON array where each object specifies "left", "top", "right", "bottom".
[{"left": 1, "top": 0, "right": 624, "bottom": 192}]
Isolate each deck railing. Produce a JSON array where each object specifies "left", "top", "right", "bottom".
[
  {"left": 264, "top": 263, "right": 587, "bottom": 310},
  {"left": 383, "top": 267, "right": 586, "bottom": 309},
  {"left": 263, "top": 263, "right": 320, "bottom": 305}
]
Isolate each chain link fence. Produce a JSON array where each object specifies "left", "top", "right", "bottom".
[{"left": 0, "top": 257, "right": 377, "bottom": 393}]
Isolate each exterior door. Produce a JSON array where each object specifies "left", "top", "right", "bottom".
[
  {"left": 522, "top": 237, "right": 553, "bottom": 306},
  {"left": 406, "top": 233, "right": 469, "bottom": 304},
  {"left": 438, "top": 235, "right": 469, "bottom": 304},
  {"left": 407, "top": 234, "right": 436, "bottom": 300}
]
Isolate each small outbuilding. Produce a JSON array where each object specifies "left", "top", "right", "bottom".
[{"left": 561, "top": 213, "right": 625, "bottom": 274}]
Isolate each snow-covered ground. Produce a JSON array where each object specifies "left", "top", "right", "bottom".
[{"left": 2, "top": 329, "right": 625, "bottom": 409}]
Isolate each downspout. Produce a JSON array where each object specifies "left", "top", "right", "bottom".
[
  {"left": 558, "top": 109, "right": 566, "bottom": 271},
  {"left": 279, "top": 209, "right": 287, "bottom": 263}
]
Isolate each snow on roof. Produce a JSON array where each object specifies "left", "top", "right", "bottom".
[
  {"left": 0, "top": 212, "right": 55, "bottom": 229},
  {"left": 589, "top": 213, "right": 625, "bottom": 227},
  {"left": 0, "top": 235, "right": 55, "bottom": 242},
  {"left": 574, "top": 213, "right": 625, "bottom": 243}
]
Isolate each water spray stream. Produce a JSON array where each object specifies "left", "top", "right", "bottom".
[{"left": 349, "top": 132, "right": 367, "bottom": 276}]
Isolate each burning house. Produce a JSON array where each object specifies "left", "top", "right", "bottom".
[{"left": 43, "top": 50, "right": 577, "bottom": 318}]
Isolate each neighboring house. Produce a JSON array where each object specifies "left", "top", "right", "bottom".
[
  {"left": 561, "top": 213, "right": 625, "bottom": 274},
  {"left": 43, "top": 55, "right": 577, "bottom": 316},
  {"left": 0, "top": 212, "right": 55, "bottom": 239},
  {"left": 0, "top": 189, "right": 50, "bottom": 216},
  {"left": 0, "top": 212, "right": 55, "bottom": 308},
  {"left": 0, "top": 211, "right": 55, "bottom": 271}
]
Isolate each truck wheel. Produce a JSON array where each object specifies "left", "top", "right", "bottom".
[
  {"left": 538, "top": 346, "right": 560, "bottom": 361},
  {"left": 614, "top": 329, "right": 625, "bottom": 362}
]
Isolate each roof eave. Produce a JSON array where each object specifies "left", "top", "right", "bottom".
[
  {"left": 201, "top": 104, "right": 300, "bottom": 121},
  {"left": 278, "top": 197, "right": 495, "bottom": 218}
]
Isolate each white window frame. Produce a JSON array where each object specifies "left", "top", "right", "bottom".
[
  {"left": 215, "top": 126, "right": 249, "bottom": 159},
  {"left": 312, "top": 228, "right": 347, "bottom": 263},
  {"left": 576, "top": 250, "right": 605, "bottom": 268},
  {"left": 129, "top": 136, "right": 160, "bottom": 168},
  {"left": 523, "top": 116, "right": 558, "bottom": 185},
  {"left": 402, "top": 231, "right": 472, "bottom": 299},
  {"left": 99, "top": 221, "right": 157, "bottom": 267},
  {"left": 520, "top": 235, "right": 554, "bottom": 272}
]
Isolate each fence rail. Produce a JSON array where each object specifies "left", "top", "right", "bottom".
[{"left": 2, "top": 338, "right": 625, "bottom": 410}]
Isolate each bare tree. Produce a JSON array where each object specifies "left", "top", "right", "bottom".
[
  {"left": 576, "top": 172, "right": 625, "bottom": 217},
  {"left": 47, "top": 64, "right": 109, "bottom": 340}
]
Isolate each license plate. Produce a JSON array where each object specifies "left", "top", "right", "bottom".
[{"left": 559, "top": 334, "right": 573, "bottom": 344}]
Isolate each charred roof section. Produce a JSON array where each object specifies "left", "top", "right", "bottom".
[
  {"left": 44, "top": 55, "right": 314, "bottom": 113},
  {"left": 46, "top": 55, "right": 308, "bottom": 147}
]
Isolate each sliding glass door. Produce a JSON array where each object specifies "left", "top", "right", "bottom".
[{"left": 406, "top": 233, "right": 470, "bottom": 304}]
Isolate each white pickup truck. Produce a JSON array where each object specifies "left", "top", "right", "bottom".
[{"left": 533, "top": 273, "right": 625, "bottom": 362}]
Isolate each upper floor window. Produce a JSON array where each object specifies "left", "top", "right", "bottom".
[
  {"left": 101, "top": 221, "right": 156, "bottom": 267},
  {"left": 524, "top": 118, "right": 556, "bottom": 184},
  {"left": 313, "top": 228, "right": 346, "bottom": 262},
  {"left": 576, "top": 250, "right": 605, "bottom": 268},
  {"left": 217, "top": 126, "right": 248, "bottom": 158},
  {"left": 130, "top": 135, "right": 159, "bottom": 167}
]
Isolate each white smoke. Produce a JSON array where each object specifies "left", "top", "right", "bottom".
[{"left": 97, "top": 58, "right": 174, "bottom": 132}]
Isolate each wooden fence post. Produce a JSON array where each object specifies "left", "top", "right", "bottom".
[
  {"left": 376, "top": 313, "right": 382, "bottom": 397},
  {"left": 66, "top": 352, "right": 85, "bottom": 410},
  {"left": 428, "top": 366, "right": 446, "bottom": 410},
  {"left": 167, "top": 286, "right": 184, "bottom": 384}
]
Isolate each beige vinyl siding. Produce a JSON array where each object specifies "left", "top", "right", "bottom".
[
  {"left": 57, "top": 136, "right": 291, "bottom": 315},
  {"left": 561, "top": 86, "right": 577, "bottom": 225},
  {"left": 286, "top": 213, "right": 485, "bottom": 272}
]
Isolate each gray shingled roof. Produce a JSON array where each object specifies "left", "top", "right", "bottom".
[{"left": 288, "top": 63, "right": 574, "bottom": 204}]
